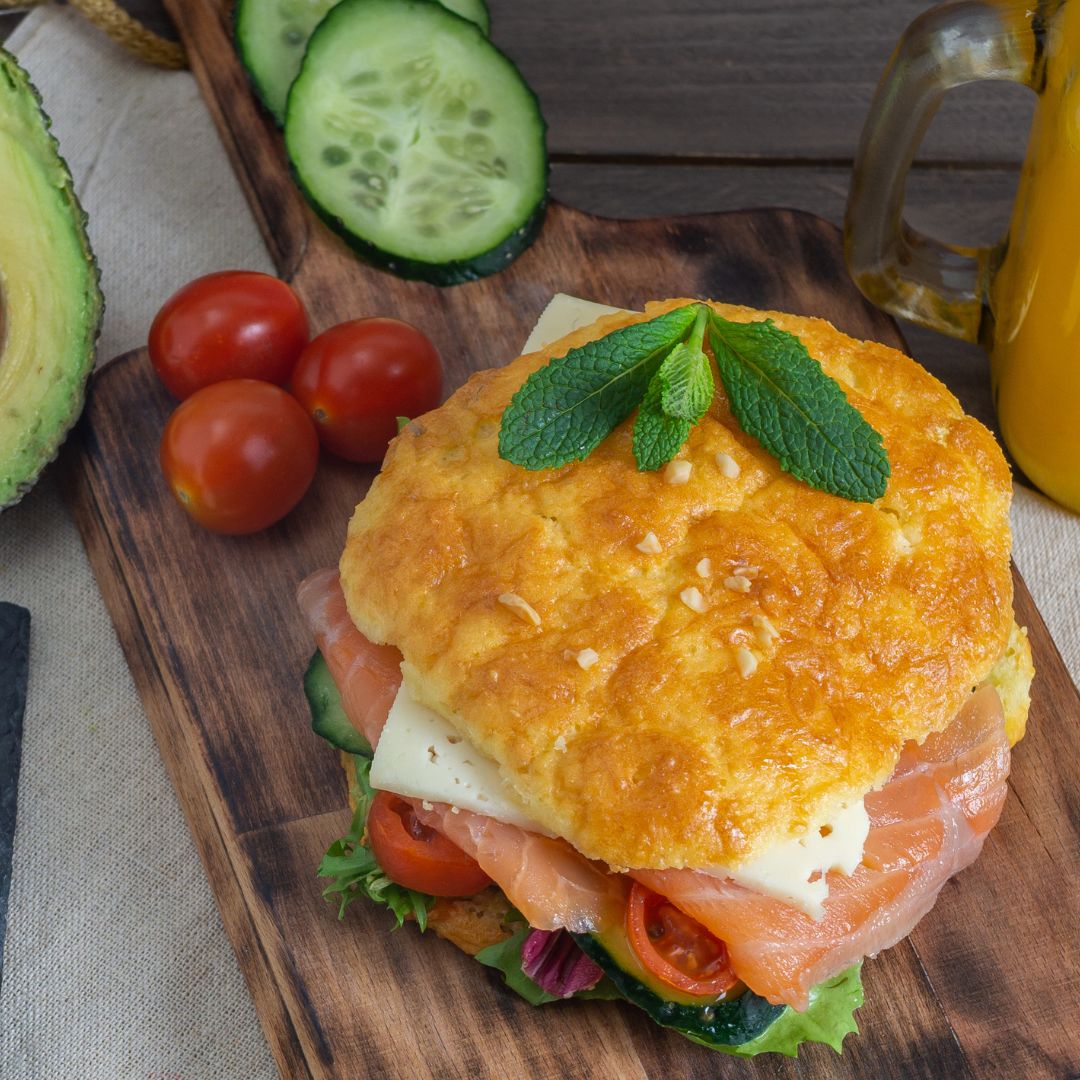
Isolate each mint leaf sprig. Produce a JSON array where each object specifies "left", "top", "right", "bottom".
[
  {"left": 498, "top": 303, "right": 889, "bottom": 503},
  {"left": 633, "top": 305, "right": 712, "bottom": 470},
  {"left": 497, "top": 303, "right": 700, "bottom": 470},
  {"left": 707, "top": 317, "right": 889, "bottom": 503}
]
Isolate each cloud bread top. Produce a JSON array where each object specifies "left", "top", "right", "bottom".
[{"left": 341, "top": 299, "right": 1017, "bottom": 872}]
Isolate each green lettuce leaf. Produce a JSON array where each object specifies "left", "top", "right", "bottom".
[
  {"left": 475, "top": 926, "right": 622, "bottom": 1005},
  {"left": 317, "top": 753, "right": 434, "bottom": 930},
  {"left": 704, "top": 963, "right": 863, "bottom": 1058},
  {"left": 308, "top": 681, "right": 861, "bottom": 1056}
]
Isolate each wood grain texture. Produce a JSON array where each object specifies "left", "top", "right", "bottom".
[
  {"left": 59, "top": 0, "right": 1080, "bottom": 1075},
  {"left": 60, "top": 204, "right": 1080, "bottom": 1079},
  {"left": 552, "top": 162, "right": 1020, "bottom": 438},
  {"left": 159, "top": 0, "right": 1027, "bottom": 442},
  {"left": 4, "top": 0, "right": 1037, "bottom": 159},
  {"left": 13, "top": 0, "right": 1037, "bottom": 160},
  {"left": 492, "top": 0, "right": 1035, "bottom": 162}
]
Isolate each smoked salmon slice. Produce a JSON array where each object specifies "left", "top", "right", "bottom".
[
  {"left": 297, "top": 568, "right": 402, "bottom": 749},
  {"left": 411, "top": 802, "right": 626, "bottom": 933},
  {"left": 299, "top": 569, "right": 1011, "bottom": 1004},
  {"left": 298, "top": 568, "right": 623, "bottom": 932},
  {"left": 633, "top": 685, "right": 1010, "bottom": 1009}
]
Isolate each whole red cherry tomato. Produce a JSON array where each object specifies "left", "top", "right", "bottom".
[
  {"left": 149, "top": 271, "right": 309, "bottom": 398},
  {"left": 160, "top": 379, "right": 318, "bottom": 534},
  {"left": 290, "top": 317, "right": 442, "bottom": 462}
]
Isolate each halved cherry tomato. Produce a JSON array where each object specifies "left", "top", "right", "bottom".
[
  {"left": 160, "top": 379, "right": 318, "bottom": 535},
  {"left": 290, "top": 317, "right": 442, "bottom": 462},
  {"left": 366, "top": 790, "right": 491, "bottom": 897},
  {"left": 149, "top": 271, "right": 309, "bottom": 398},
  {"left": 626, "top": 882, "right": 738, "bottom": 997}
]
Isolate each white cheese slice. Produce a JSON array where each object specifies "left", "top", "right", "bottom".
[
  {"left": 370, "top": 681, "right": 548, "bottom": 833},
  {"left": 372, "top": 293, "right": 870, "bottom": 915},
  {"left": 708, "top": 799, "right": 871, "bottom": 920},
  {"left": 522, "top": 293, "right": 624, "bottom": 353}
]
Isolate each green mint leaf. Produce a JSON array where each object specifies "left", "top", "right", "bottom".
[
  {"left": 396, "top": 416, "right": 410, "bottom": 433},
  {"left": 499, "top": 304, "right": 701, "bottom": 470},
  {"left": 659, "top": 305, "right": 712, "bottom": 422},
  {"left": 317, "top": 753, "right": 434, "bottom": 928},
  {"left": 707, "top": 316, "right": 889, "bottom": 502},
  {"left": 658, "top": 341, "right": 714, "bottom": 422},
  {"left": 633, "top": 368, "right": 692, "bottom": 470}
]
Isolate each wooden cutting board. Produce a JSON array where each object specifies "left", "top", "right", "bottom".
[{"left": 59, "top": 1, "right": 1080, "bottom": 1076}]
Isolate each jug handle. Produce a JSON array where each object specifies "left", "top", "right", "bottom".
[{"left": 844, "top": 1, "right": 1042, "bottom": 342}]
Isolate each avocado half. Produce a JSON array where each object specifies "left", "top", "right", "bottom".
[{"left": 0, "top": 48, "right": 103, "bottom": 508}]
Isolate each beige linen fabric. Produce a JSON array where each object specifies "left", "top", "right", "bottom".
[
  {"left": 0, "top": 9, "right": 275, "bottom": 1079},
  {"left": 0, "top": 8, "right": 1076, "bottom": 1080},
  {"left": 1012, "top": 486, "right": 1080, "bottom": 676}
]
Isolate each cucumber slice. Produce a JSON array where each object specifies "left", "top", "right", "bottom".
[
  {"left": 235, "top": 0, "right": 491, "bottom": 126},
  {"left": 573, "top": 932, "right": 785, "bottom": 1049},
  {"left": 303, "top": 650, "right": 372, "bottom": 755},
  {"left": 284, "top": 0, "right": 547, "bottom": 285}
]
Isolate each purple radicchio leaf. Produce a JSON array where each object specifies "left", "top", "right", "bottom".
[{"left": 521, "top": 928, "right": 603, "bottom": 998}]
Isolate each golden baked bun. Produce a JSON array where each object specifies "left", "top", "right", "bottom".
[{"left": 341, "top": 300, "right": 1031, "bottom": 872}]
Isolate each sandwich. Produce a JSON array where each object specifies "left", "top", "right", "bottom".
[{"left": 297, "top": 295, "right": 1033, "bottom": 1057}]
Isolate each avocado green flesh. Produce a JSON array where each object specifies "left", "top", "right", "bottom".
[
  {"left": 575, "top": 930, "right": 785, "bottom": 1048},
  {"left": 0, "top": 50, "right": 102, "bottom": 508}
]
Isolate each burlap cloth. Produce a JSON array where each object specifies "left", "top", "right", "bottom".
[{"left": 0, "top": 8, "right": 1076, "bottom": 1078}]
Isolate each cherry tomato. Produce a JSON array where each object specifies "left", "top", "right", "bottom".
[
  {"left": 626, "top": 882, "right": 738, "bottom": 997},
  {"left": 290, "top": 318, "right": 442, "bottom": 462},
  {"left": 160, "top": 379, "right": 318, "bottom": 535},
  {"left": 366, "top": 790, "right": 491, "bottom": 897},
  {"left": 149, "top": 271, "right": 309, "bottom": 398}
]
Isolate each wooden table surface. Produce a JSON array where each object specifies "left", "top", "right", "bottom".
[
  {"left": 1, "top": 0, "right": 1032, "bottom": 444},
  {"left": 4, "top": 4, "right": 1073, "bottom": 1077}
]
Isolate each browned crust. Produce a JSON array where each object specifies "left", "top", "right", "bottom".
[{"left": 341, "top": 300, "right": 1016, "bottom": 870}]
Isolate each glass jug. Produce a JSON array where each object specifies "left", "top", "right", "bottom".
[{"left": 846, "top": 0, "right": 1080, "bottom": 512}]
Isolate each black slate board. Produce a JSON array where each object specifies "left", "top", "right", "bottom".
[{"left": 0, "top": 601, "right": 30, "bottom": 989}]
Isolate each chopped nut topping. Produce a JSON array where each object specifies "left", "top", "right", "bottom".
[
  {"left": 716, "top": 451, "right": 741, "bottom": 478},
  {"left": 664, "top": 459, "right": 692, "bottom": 485},
  {"left": 553, "top": 735, "right": 567, "bottom": 753},
  {"left": 752, "top": 613, "right": 780, "bottom": 646},
  {"left": 724, "top": 575, "right": 752, "bottom": 593},
  {"left": 498, "top": 592, "right": 541, "bottom": 626},
  {"left": 450, "top": 806, "right": 460, "bottom": 814},
  {"left": 575, "top": 648, "right": 599, "bottom": 670},
  {"left": 422, "top": 800, "right": 435, "bottom": 811},
  {"left": 696, "top": 557, "right": 713, "bottom": 579},
  {"left": 732, "top": 565, "right": 760, "bottom": 579},
  {"left": 680, "top": 586, "right": 708, "bottom": 613},
  {"left": 636, "top": 531, "right": 662, "bottom": 554},
  {"left": 735, "top": 647, "right": 758, "bottom": 678}
]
